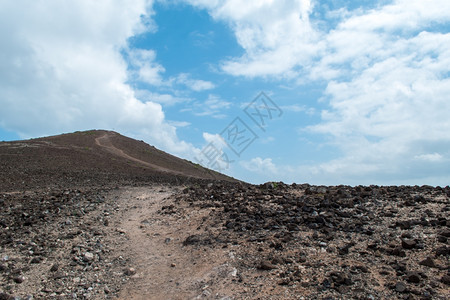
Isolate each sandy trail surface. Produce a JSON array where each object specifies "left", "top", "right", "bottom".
[{"left": 110, "top": 186, "right": 240, "bottom": 300}]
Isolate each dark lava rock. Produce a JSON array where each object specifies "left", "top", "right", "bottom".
[
  {"left": 406, "top": 272, "right": 421, "bottom": 284},
  {"left": 50, "top": 263, "right": 59, "bottom": 272},
  {"left": 328, "top": 271, "right": 352, "bottom": 286},
  {"left": 13, "top": 275, "right": 25, "bottom": 283},
  {"left": 271, "top": 256, "right": 284, "bottom": 265},
  {"left": 441, "top": 274, "right": 450, "bottom": 285},
  {"left": 182, "top": 234, "right": 212, "bottom": 246},
  {"left": 30, "top": 257, "right": 42, "bottom": 264},
  {"left": 435, "top": 246, "right": 450, "bottom": 256},
  {"left": 419, "top": 257, "right": 437, "bottom": 268},
  {"left": 389, "top": 247, "right": 406, "bottom": 257},
  {"left": 396, "top": 220, "right": 412, "bottom": 230},
  {"left": 322, "top": 278, "right": 332, "bottom": 289},
  {"left": 437, "top": 235, "right": 447, "bottom": 243},
  {"left": 338, "top": 242, "right": 354, "bottom": 255},
  {"left": 439, "top": 229, "right": 450, "bottom": 237},
  {"left": 401, "top": 239, "right": 416, "bottom": 249},
  {"left": 0, "top": 292, "right": 14, "bottom": 300},
  {"left": 278, "top": 278, "right": 291, "bottom": 286},
  {"left": 367, "top": 242, "right": 378, "bottom": 250}
]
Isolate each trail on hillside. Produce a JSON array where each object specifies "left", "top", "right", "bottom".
[{"left": 95, "top": 133, "right": 184, "bottom": 176}]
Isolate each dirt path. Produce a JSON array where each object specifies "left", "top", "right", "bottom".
[
  {"left": 109, "top": 186, "right": 239, "bottom": 300},
  {"left": 95, "top": 133, "right": 183, "bottom": 175}
]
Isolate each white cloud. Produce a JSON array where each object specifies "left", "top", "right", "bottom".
[
  {"left": 186, "top": 0, "right": 319, "bottom": 77},
  {"left": 339, "top": 0, "right": 450, "bottom": 33},
  {"left": 168, "top": 120, "right": 191, "bottom": 128},
  {"left": 190, "top": 80, "right": 215, "bottom": 91},
  {"left": 281, "top": 104, "right": 306, "bottom": 113},
  {"left": 127, "top": 48, "right": 166, "bottom": 86},
  {"left": 194, "top": 132, "right": 234, "bottom": 171},
  {"left": 260, "top": 136, "right": 275, "bottom": 144},
  {"left": 127, "top": 52, "right": 215, "bottom": 91},
  {"left": 202, "top": 132, "right": 227, "bottom": 149},
  {"left": 0, "top": 0, "right": 196, "bottom": 157},
  {"left": 175, "top": 73, "right": 215, "bottom": 91},
  {"left": 281, "top": 104, "right": 315, "bottom": 114},
  {"left": 304, "top": 1, "right": 450, "bottom": 184},
  {"left": 187, "top": 0, "right": 450, "bottom": 184},
  {"left": 310, "top": 1, "right": 450, "bottom": 81},
  {"left": 182, "top": 94, "right": 231, "bottom": 118},
  {"left": 414, "top": 153, "right": 443, "bottom": 162},
  {"left": 241, "top": 157, "right": 278, "bottom": 175},
  {"left": 134, "top": 89, "right": 190, "bottom": 106}
]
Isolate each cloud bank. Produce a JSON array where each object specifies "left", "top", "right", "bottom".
[
  {"left": 190, "top": 0, "right": 450, "bottom": 185},
  {"left": 0, "top": 0, "right": 193, "bottom": 155}
]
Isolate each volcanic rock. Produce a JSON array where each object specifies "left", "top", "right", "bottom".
[
  {"left": 419, "top": 257, "right": 437, "bottom": 268},
  {"left": 406, "top": 272, "right": 421, "bottom": 284},
  {"left": 401, "top": 239, "right": 416, "bottom": 249}
]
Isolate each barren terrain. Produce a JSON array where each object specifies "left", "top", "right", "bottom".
[{"left": 0, "top": 131, "right": 448, "bottom": 299}]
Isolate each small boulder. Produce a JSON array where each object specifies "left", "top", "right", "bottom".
[
  {"left": 401, "top": 239, "right": 416, "bottom": 250},
  {"left": 419, "top": 257, "right": 437, "bottom": 268},
  {"left": 406, "top": 272, "right": 421, "bottom": 284},
  {"left": 441, "top": 274, "right": 450, "bottom": 285},
  {"left": 50, "top": 263, "right": 59, "bottom": 272},
  {"left": 13, "top": 275, "right": 25, "bottom": 284}
]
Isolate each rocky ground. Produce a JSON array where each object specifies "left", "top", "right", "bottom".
[
  {"left": 0, "top": 186, "right": 124, "bottom": 299},
  {"left": 1, "top": 182, "right": 448, "bottom": 299},
  {"left": 175, "top": 182, "right": 450, "bottom": 299}
]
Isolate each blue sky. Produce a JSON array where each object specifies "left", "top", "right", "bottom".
[{"left": 1, "top": 0, "right": 450, "bottom": 185}]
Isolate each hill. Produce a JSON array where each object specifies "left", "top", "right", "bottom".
[{"left": 0, "top": 129, "right": 236, "bottom": 191}]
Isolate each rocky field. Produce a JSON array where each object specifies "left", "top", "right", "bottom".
[
  {"left": 1, "top": 181, "right": 448, "bottom": 299},
  {"left": 0, "top": 187, "right": 124, "bottom": 299},
  {"left": 175, "top": 182, "right": 450, "bottom": 299}
]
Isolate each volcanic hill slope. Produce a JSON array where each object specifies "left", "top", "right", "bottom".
[
  {"left": 0, "top": 130, "right": 449, "bottom": 299},
  {"left": 0, "top": 130, "right": 234, "bottom": 191}
]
